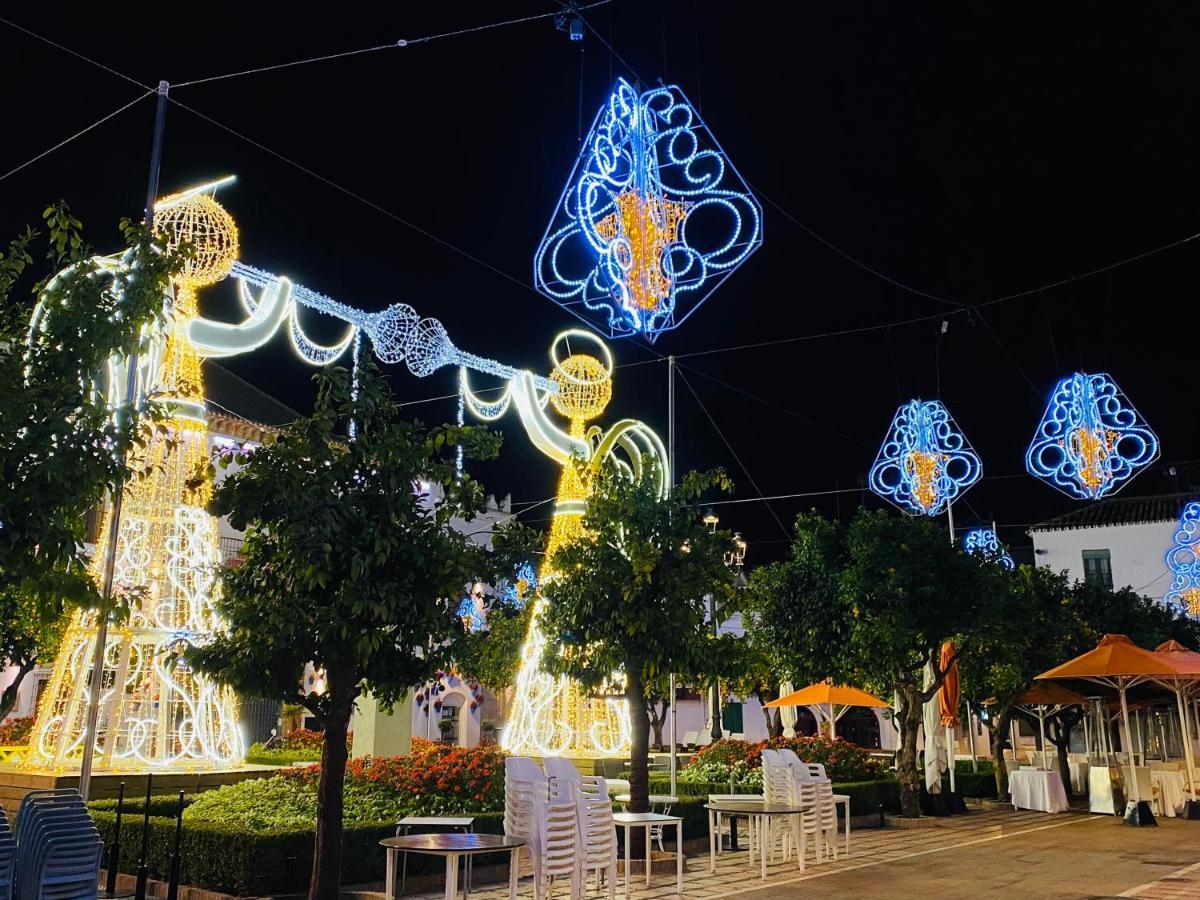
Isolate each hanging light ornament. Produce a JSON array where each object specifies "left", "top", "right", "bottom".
[
  {"left": 535, "top": 78, "right": 762, "bottom": 340},
  {"left": 962, "top": 527, "right": 1015, "bottom": 569},
  {"left": 1164, "top": 501, "right": 1200, "bottom": 619},
  {"left": 868, "top": 399, "right": 982, "bottom": 516},
  {"left": 1025, "top": 372, "right": 1158, "bottom": 500}
]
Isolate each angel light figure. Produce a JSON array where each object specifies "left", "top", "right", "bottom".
[{"left": 462, "top": 329, "right": 668, "bottom": 756}]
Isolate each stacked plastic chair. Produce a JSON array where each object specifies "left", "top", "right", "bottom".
[
  {"left": 14, "top": 789, "right": 102, "bottom": 900},
  {"left": 543, "top": 759, "right": 616, "bottom": 899},
  {"left": 0, "top": 807, "right": 16, "bottom": 900},
  {"left": 779, "top": 751, "right": 839, "bottom": 862},
  {"left": 504, "top": 758, "right": 583, "bottom": 900}
]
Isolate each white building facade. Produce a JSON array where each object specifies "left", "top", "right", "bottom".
[{"left": 1028, "top": 492, "right": 1194, "bottom": 602}]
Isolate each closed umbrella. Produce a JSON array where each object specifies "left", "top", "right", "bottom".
[
  {"left": 778, "top": 681, "right": 798, "bottom": 739},
  {"left": 938, "top": 641, "right": 961, "bottom": 792},
  {"left": 1038, "top": 633, "right": 1186, "bottom": 826}
]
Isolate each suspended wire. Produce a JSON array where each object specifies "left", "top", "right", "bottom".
[
  {"left": 675, "top": 367, "right": 791, "bottom": 539},
  {"left": 678, "top": 362, "right": 869, "bottom": 448},
  {"left": 172, "top": 2, "right": 613, "bottom": 89},
  {"left": 0, "top": 16, "right": 151, "bottom": 90},
  {"left": 0, "top": 90, "right": 153, "bottom": 183}
]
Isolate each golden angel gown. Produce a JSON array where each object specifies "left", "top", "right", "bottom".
[{"left": 26, "top": 190, "right": 243, "bottom": 771}]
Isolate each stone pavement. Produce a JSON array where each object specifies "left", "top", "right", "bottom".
[{"left": 394, "top": 808, "right": 1200, "bottom": 899}]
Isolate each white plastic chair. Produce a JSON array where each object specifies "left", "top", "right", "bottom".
[
  {"left": 568, "top": 780, "right": 616, "bottom": 899},
  {"left": 681, "top": 730, "right": 699, "bottom": 748},
  {"left": 505, "top": 758, "right": 547, "bottom": 899}
]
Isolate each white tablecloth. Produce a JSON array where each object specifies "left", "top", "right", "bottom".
[
  {"left": 1067, "top": 761, "right": 1089, "bottom": 795},
  {"left": 1010, "top": 769, "right": 1069, "bottom": 813},
  {"left": 1151, "top": 770, "right": 1188, "bottom": 817}
]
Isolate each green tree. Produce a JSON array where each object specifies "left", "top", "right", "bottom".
[
  {"left": 187, "top": 362, "right": 501, "bottom": 900},
  {"left": 749, "top": 509, "right": 999, "bottom": 817},
  {"left": 0, "top": 206, "right": 176, "bottom": 716},
  {"left": 539, "top": 467, "right": 739, "bottom": 815}
]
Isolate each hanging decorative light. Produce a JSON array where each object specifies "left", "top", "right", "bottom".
[
  {"left": 962, "top": 527, "right": 1015, "bottom": 570},
  {"left": 1025, "top": 372, "right": 1158, "bottom": 500},
  {"left": 534, "top": 78, "right": 762, "bottom": 340},
  {"left": 868, "top": 399, "right": 982, "bottom": 516},
  {"left": 1164, "top": 501, "right": 1200, "bottom": 619}
]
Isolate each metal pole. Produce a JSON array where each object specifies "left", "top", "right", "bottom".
[
  {"left": 947, "top": 501, "right": 956, "bottom": 544},
  {"left": 79, "top": 80, "right": 169, "bottom": 801},
  {"left": 667, "top": 356, "right": 677, "bottom": 795},
  {"left": 1118, "top": 684, "right": 1141, "bottom": 804},
  {"left": 964, "top": 696, "right": 978, "bottom": 772}
]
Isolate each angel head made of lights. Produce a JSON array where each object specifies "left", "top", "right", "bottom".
[
  {"left": 1025, "top": 372, "right": 1159, "bottom": 501},
  {"left": 868, "top": 399, "right": 982, "bottom": 516},
  {"left": 962, "top": 527, "right": 1015, "bottom": 570},
  {"left": 535, "top": 78, "right": 762, "bottom": 341},
  {"left": 1164, "top": 501, "right": 1200, "bottom": 619}
]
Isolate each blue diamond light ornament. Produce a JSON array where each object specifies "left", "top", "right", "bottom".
[
  {"left": 868, "top": 399, "right": 982, "bottom": 516},
  {"left": 534, "top": 78, "right": 762, "bottom": 341}
]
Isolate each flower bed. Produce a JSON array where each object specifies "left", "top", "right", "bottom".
[
  {"left": 244, "top": 727, "right": 328, "bottom": 765},
  {"left": 0, "top": 715, "right": 34, "bottom": 745}
]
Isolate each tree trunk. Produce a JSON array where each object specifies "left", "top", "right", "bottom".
[
  {"left": 309, "top": 692, "right": 353, "bottom": 900},
  {"left": 0, "top": 664, "right": 30, "bottom": 721},
  {"left": 626, "top": 666, "right": 651, "bottom": 859},
  {"left": 990, "top": 708, "right": 1012, "bottom": 798},
  {"left": 647, "top": 697, "right": 669, "bottom": 750},
  {"left": 895, "top": 683, "right": 922, "bottom": 818}
]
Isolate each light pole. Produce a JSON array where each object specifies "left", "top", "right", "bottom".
[{"left": 703, "top": 511, "right": 747, "bottom": 742}]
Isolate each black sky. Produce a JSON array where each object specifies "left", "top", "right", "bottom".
[{"left": 3, "top": 3, "right": 1199, "bottom": 562}]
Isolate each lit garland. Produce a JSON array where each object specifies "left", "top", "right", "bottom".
[
  {"left": 28, "top": 185, "right": 244, "bottom": 772},
  {"left": 1164, "top": 501, "right": 1200, "bottom": 619},
  {"left": 868, "top": 399, "right": 982, "bottom": 516},
  {"left": 1025, "top": 372, "right": 1159, "bottom": 500},
  {"left": 962, "top": 527, "right": 1014, "bottom": 570},
  {"left": 534, "top": 78, "right": 762, "bottom": 340}
]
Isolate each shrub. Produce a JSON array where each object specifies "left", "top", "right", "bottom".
[
  {"left": 677, "top": 760, "right": 762, "bottom": 792},
  {"left": 682, "top": 735, "right": 884, "bottom": 784},
  {"left": 0, "top": 715, "right": 34, "bottom": 745}
]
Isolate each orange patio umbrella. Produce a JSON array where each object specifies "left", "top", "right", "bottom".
[
  {"left": 1152, "top": 640, "right": 1200, "bottom": 808},
  {"left": 1014, "top": 683, "right": 1087, "bottom": 770},
  {"left": 938, "top": 642, "right": 961, "bottom": 790},
  {"left": 764, "top": 681, "right": 889, "bottom": 741},
  {"left": 1038, "top": 634, "right": 1186, "bottom": 818}
]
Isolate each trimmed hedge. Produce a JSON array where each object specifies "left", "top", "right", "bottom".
[
  {"left": 244, "top": 745, "right": 319, "bottom": 766},
  {"left": 90, "top": 804, "right": 505, "bottom": 896},
  {"left": 647, "top": 775, "right": 901, "bottom": 816}
]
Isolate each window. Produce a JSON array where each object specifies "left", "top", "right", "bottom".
[{"left": 1082, "top": 549, "right": 1113, "bottom": 590}]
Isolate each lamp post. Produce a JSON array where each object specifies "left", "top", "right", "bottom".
[{"left": 703, "top": 512, "right": 747, "bottom": 742}]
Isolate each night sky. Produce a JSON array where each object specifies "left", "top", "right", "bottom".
[{"left": 4, "top": 4, "right": 1200, "bottom": 562}]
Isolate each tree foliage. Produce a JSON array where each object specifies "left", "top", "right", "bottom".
[
  {"left": 187, "top": 361, "right": 501, "bottom": 900},
  {"left": 538, "top": 466, "right": 739, "bottom": 815},
  {"left": 0, "top": 205, "right": 178, "bottom": 716}
]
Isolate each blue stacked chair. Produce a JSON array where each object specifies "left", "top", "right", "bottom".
[
  {"left": 0, "top": 806, "right": 17, "bottom": 900},
  {"left": 15, "top": 790, "right": 101, "bottom": 900}
]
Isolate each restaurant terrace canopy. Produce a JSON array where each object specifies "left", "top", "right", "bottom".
[
  {"left": 764, "top": 682, "right": 890, "bottom": 741},
  {"left": 1037, "top": 634, "right": 1194, "bottom": 821}
]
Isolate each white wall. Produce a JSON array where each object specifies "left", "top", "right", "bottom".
[{"left": 1031, "top": 519, "right": 1177, "bottom": 601}]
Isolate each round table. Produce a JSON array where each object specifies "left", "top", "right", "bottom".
[
  {"left": 379, "top": 834, "right": 525, "bottom": 900},
  {"left": 704, "top": 801, "right": 808, "bottom": 879}
]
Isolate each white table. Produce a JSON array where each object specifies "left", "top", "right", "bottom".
[
  {"left": 380, "top": 834, "right": 521, "bottom": 900},
  {"left": 388, "top": 817, "right": 475, "bottom": 896},
  {"left": 1009, "top": 769, "right": 1069, "bottom": 813},
  {"left": 1151, "top": 770, "right": 1188, "bottom": 817},
  {"left": 612, "top": 812, "right": 683, "bottom": 898}
]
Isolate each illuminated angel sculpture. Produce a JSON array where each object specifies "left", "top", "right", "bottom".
[
  {"left": 1164, "top": 501, "right": 1200, "bottom": 619},
  {"left": 535, "top": 78, "right": 762, "bottom": 341},
  {"left": 962, "top": 527, "right": 1014, "bottom": 570},
  {"left": 27, "top": 183, "right": 246, "bottom": 771},
  {"left": 26, "top": 177, "right": 574, "bottom": 773},
  {"left": 868, "top": 399, "right": 982, "bottom": 516},
  {"left": 461, "top": 329, "right": 669, "bottom": 756},
  {"left": 1025, "top": 372, "right": 1158, "bottom": 500}
]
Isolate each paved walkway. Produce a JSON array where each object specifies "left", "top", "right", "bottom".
[{"left": 396, "top": 808, "right": 1200, "bottom": 899}]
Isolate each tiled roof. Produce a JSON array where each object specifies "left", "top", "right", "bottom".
[
  {"left": 1029, "top": 492, "right": 1195, "bottom": 532},
  {"left": 202, "top": 360, "right": 300, "bottom": 428}
]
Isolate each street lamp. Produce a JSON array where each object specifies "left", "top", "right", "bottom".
[{"left": 703, "top": 512, "right": 748, "bottom": 742}]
